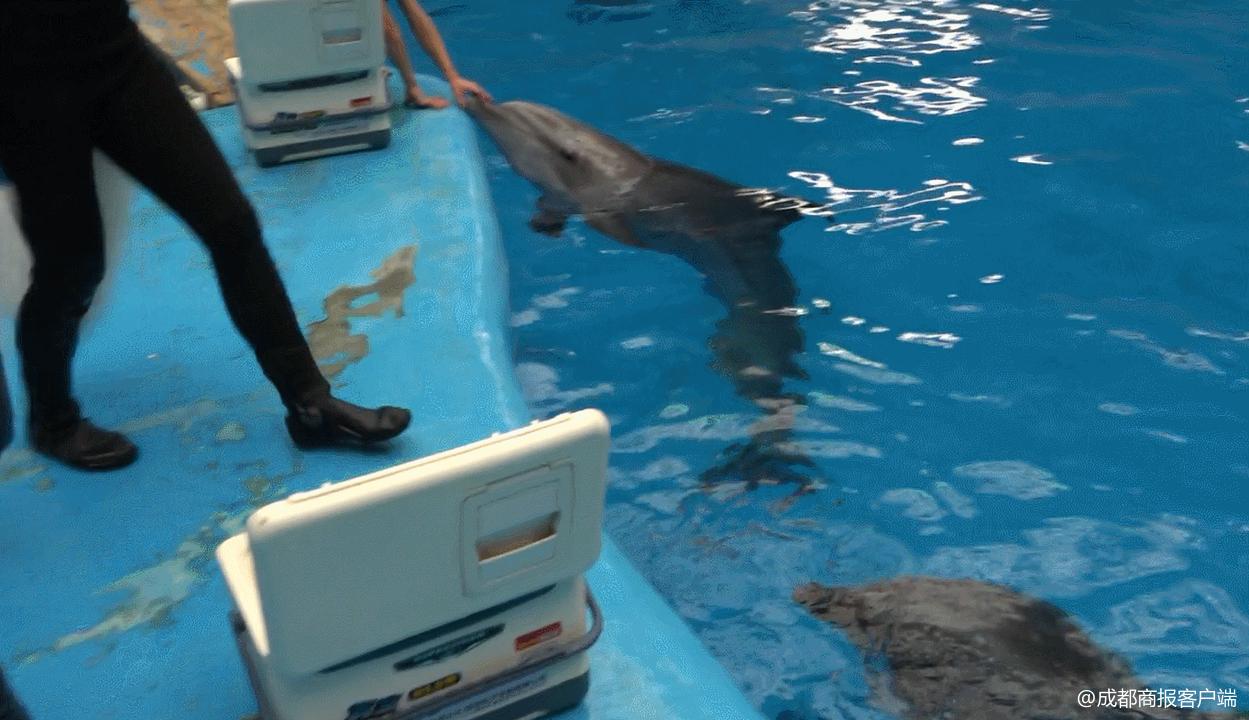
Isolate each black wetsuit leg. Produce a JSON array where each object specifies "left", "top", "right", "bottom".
[
  {"left": 0, "top": 4, "right": 138, "bottom": 468},
  {"left": 0, "top": 115, "right": 106, "bottom": 429},
  {"left": 92, "top": 42, "right": 332, "bottom": 405},
  {"left": 1, "top": 353, "right": 11, "bottom": 454},
  {"left": 0, "top": 2, "right": 409, "bottom": 462},
  {"left": 0, "top": 665, "right": 30, "bottom": 720}
]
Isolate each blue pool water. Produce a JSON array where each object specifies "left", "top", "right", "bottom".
[{"left": 438, "top": 1, "right": 1249, "bottom": 717}]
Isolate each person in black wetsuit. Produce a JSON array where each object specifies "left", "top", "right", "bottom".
[{"left": 0, "top": 1, "right": 412, "bottom": 470}]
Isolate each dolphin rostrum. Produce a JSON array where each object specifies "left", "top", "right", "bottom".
[{"left": 466, "top": 97, "right": 832, "bottom": 491}]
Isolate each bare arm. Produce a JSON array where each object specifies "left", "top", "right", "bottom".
[
  {"left": 394, "top": 0, "right": 458, "bottom": 81},
  {"left": 391, "top": 0, "right": 491, "bottom": 105}
]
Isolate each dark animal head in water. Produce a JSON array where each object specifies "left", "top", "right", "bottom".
[
  {"left": 465, "top": 97, "right": 650, "bottom": 215},
  {"left": 794, "top": 577, "right": 1236, "bottom": 720}
]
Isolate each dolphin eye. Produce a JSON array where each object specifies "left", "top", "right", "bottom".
[{"left": 559, "top": 148, "right": 578, "bottom": 163}]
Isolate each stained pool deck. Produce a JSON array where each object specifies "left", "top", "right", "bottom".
[
  {"left": 132, "top": 0, "right": 237, "bottom": 108},
  {"left": 0, "top": 78, "right": 763, "bottom": 720}
]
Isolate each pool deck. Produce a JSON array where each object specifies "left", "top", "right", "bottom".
[
  {"left": 0, "top": 78, "right": 763, "bottom": 720},
  {"left": 131, "top": 0, "right": 236, "bottom": 107}
]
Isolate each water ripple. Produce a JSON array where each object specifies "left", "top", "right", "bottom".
[
  {"left": 614, "top": 412, "right": 840, "bottom": 454},
  {"left": 881, "top": 487, "right": 948, "bottom": 522},
  {"left": 810, "top": 392, "right": 881, "bottom": 412},
  {"left": 1108, "top": 329, "right": 1226, "bottom": 376},
  {"left": 923, "top": 515, "right": 1203, "bottom": 598},
  {"left": 971, "top": 3, "right": 1052, "bottom": 21},
  {"left": 787, "top": 170, "right": 981, "bottom": 234},
  {"left": 949, "top": 392, "right": 1011, "bottom": 408},
  {"left": 1102, "top": 580, "right": 1249, "bottom": 657},
  {"left": 832, "top": 362, "right": 923, "bottom": 385},
  {"left": 1011, "top": 153, "right": 1054, "bottom": 165},
  {"left": 516, "top": 362, "right": 614, "bottom": 410},
  {"left": 815, "top": 76, "right": 987, "bottom": 123},
  {"left": 898, "top": 331, "right": 962, "bottom": 348},
  {"left": 790, "top": 439, "right": 883, "bottom": 459},
  {"left": 512, "top": 287, "right": 583, "bottom": 327},
  {"left": 816, "top": 341, "right": 887, "bottom": 367},
  {"left": 953, "top": 460, "right": 1068, "bottom": 500},
  {"left": 805, "top": 1, "right": 980, "bottom": 57},
  {"left": 790, "top": 0, "right": 1051, "bottom": 129},
  {"left": 1098, "top": 402, "right": 1140, "bottom": 416},
  {"left": 1187, "top": 326, "right": 1249, "bottom": 343}
]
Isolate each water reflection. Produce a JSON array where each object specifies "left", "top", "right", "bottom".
[
  {"left": 787, "top": 0, "right": 1054, "bottom": 124},
  {"left": 1108, "top": 329, "right": 1226, "bottom": 376},
  {"left": 816, "top": 76, "right": 986, "bottom": 122},
  {"left": 787, "top": 169, "right": 981, "bottom": 234},
  {"left": 923, "top": 515, "right": 1202, "bottom": 598},
  {"left": 803, "top": 1, "right": 981, "bottom": 56}
]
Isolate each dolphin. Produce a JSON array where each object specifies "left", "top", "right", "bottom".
[
  {"left": 568, "top": 0, "right": 653, "bottom": 24},
  {"left": 794, "top": 577, "right": 1236, "bottom": 720},
  {"left": 465, "top": 97, "right": 831, "bottom": 491}
]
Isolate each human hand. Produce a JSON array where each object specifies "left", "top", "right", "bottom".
[{"left": 449, "top": 76, "right": 493, "bottom": 107}]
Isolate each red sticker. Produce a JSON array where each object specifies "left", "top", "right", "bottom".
[
  {"left": 350, "top": 96, "right": 373, "bottom": 108},
  {"left": 514, "top": 622, "right": 562, "bottom": 652}
]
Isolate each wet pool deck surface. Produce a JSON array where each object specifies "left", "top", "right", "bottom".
[{"left": 0, "top": 77, "right": 762, "bottom": 720}]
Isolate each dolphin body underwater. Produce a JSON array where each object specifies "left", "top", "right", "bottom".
[
  {"left": 795, "top": 577, "right": 1239, "bottom": 720},
  {"left": 466, "top": 97, "right": 831, "bottom": 490}
]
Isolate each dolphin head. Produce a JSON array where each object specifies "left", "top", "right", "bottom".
[{"left": 465, "top": 98, "right": 650, "bottom": 211}]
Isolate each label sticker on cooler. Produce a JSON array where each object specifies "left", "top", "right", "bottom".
[
  {"left": 514, "top": 622, "right": 562, "bottom": 652},
  {"left": 422, "top": 670, "right": 548, "bottom": 720},
  {"left": 407, "top": 673, "right": 462, "bottom": 702}
]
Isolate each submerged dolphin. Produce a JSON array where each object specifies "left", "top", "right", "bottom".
[
  {"left": 795, "top": 577, "right": 1235, "bottom": 720},
  {"left": 466, "top": 97, "right": 830, "bottom": 491}
]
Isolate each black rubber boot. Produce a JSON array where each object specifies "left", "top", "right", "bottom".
[
  {"left": 31, "top": 411, "right": 138, "bottom": 471},
  {"left": 285, "top": 393, "right": 411, "bottom": 449},
  {"left": 256, "top": 347, "right": 411, "bottom": 449}
]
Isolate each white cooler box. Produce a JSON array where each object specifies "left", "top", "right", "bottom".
[
  {"left": 226, "top": 0, "right": 394, "bottom": 167},
  {"left": 215, "top": 410, "right": 611, "bottom": 720}
]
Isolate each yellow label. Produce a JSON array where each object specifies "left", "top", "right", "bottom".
[{"left": 407, "top": 673, "right": 461, "bottom": 702}]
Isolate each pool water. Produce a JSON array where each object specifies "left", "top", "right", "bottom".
[{"left": 434, "top": 1, "right": 1249, "bottom": 717}]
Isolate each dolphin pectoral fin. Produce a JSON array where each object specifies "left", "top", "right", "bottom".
[
  {"left": 529, "top": 208, "right": 569, "bottom": 237},
  {"left": 585, "top": 212, "right": 643, "bottom": 247}
]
